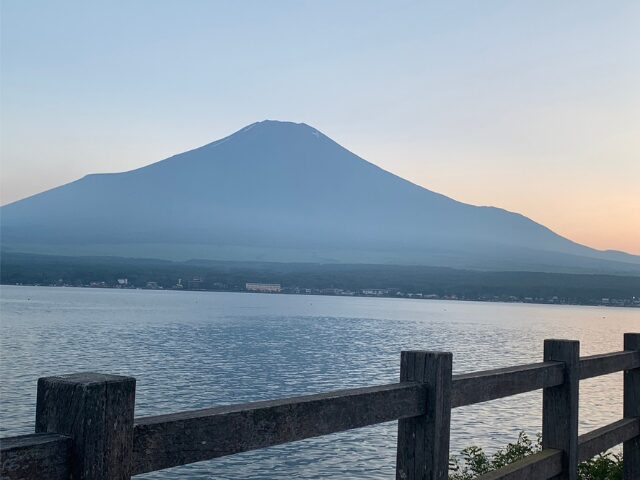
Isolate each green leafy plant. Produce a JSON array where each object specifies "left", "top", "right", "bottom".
[
  {"left": 449, "top": 432, "right": 623, "bottom": 480},
  {"left": 578, "top": 453, "right": 623, "bottom": 480}
]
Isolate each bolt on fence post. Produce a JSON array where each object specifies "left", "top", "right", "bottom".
[
  {"left": 542, "top": 339, "right": 579, "bottom": 480},
  {"left": 35, "top": 373, "right": 136, "bottom": 480},
  {"left": 396, "top": 351, "right": 453, "bottom": 480},
  {"left": 623, "top": 333, "right": 640, "bottom": 480}
]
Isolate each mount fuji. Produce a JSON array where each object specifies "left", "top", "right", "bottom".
[{"left": 2, "top": 120, "right": 638, "bottom": 274}]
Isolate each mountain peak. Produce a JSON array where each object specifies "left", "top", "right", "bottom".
[
  {"left": 236, "top": 119, "right": 322, "bottom": 138},
  {"left": 254, "top": 119, "right": 312, "bottom": 128}
]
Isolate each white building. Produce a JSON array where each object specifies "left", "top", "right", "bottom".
[
  {"left": 361, "top": 288, "right": 388, "bottom": 296},
  {"left": 246, "top": 283, "right": 281, "bottom": 293}
]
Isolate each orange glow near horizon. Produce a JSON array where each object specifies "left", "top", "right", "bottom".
[{"left": 354, "top": 135, "right": 640, "bottom": 256}]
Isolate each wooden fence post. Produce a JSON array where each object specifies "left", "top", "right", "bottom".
[
  {"left": 542, "top": 339, "right": 579, "bottom": 480},
  {"left": 35, "top": 373, "right": 136, "bottom": 480},
  {"left": 396, "top": 351, "right": 452, "bottom": 480},
  {"left": 623, "top": 333, "right": 640, "bottom": 480}
]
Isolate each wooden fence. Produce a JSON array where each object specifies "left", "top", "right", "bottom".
[{"left": 1, "top": 333, "right": 639, "bottom": 480}]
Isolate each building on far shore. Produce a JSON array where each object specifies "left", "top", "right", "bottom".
[
  {"left": 246, "top": 282, "right": 281, "bottom": 293},
  {"left": 361, "top": 288, "right": 388, "bottom": 296}
]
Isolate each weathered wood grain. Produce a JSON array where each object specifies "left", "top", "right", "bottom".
[
  {"left": 35, "top": 373, "right": 136, "bottom": 480},
  {"left": 578, "top": 418, "right": 640, "bottom": 463},
  {"left": 475, "top": 448, "right": 563, "bottom": 480},
  {"left": 451, "top": 362, "right": 564, "bottom": 408},
  {"left": 542, "top": 340, "right": 579, "bottom": 480},
  {"left": 579, "top": 350, "right": 640, "bottom": 380},
  {"left": 0, "top": 433, "right": 71, "bottom": 480},
  {"left": 132, "top": 382, "right": 425, "bottom": 475},
  {"left": 623, "top": 333, "right": 640, "bottom": 480},
  {"left": 396, "top": 351, "right": 452, "bottom": 480}
]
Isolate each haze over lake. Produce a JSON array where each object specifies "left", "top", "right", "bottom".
[{"left": 1, "top": 286, "right": 637, "bottom": 479}]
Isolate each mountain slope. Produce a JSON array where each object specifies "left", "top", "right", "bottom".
[{"left": 2, "top": 120, "right": 639, "bottom": 274}]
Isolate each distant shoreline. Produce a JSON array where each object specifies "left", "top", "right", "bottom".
[
  {"left": 3, "top": 251, "right": 639, "bottom": 308},
  {"left": 3, "top": 283, "right": 638, "bottom": 309}
]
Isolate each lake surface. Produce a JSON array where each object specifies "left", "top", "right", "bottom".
[{"left": 0, "top": 286, "right": 638, "bottom": 479}]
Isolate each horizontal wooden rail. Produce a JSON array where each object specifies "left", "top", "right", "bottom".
[
  {"left": 451, "top": 350, "right": 640, "bottom": 409},
  {"left": 475, "top": 449, "right": 563, "bottom": 480},
  {"left": 578, "top": 418, "right": 640, "bottom": 463},
  {"left": 5, "top": 419, "right": 637, "bottom": 479},
  {"left": 579, "top": 351, "right": 640, "bottom": 380},
  {"left": 131, "top": 382, "right": 425, "bottom": 475},
  {"left": 475, "top": 418, "right": 640, "bottom": 480},
  {"left": 0, "top": 433, "right": 71, "bottom": 480},
  {"left": 451, "top": 361, "right": 564, "bottom": 408}
]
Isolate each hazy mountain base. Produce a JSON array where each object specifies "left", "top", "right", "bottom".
[
  {"left": 2, "top": 252, "right": 639, "bottom": 303},
  {"left": 4, "top": 241, "right": 640, "bottom": 276}
]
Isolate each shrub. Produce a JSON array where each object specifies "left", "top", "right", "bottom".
[
  {"left": 578, "top": 453, "right": 623, "bottom": 480},
  {"left": 449, "top": 432, "right": 623, "bottom": 480}
]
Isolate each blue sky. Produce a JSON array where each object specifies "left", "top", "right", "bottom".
[{"left": 1, "top": 1, "right": 639, "bottom": 253}]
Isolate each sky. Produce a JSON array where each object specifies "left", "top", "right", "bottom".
[{"left": 1, "top": 1, "right": 639, "bottom": 254}]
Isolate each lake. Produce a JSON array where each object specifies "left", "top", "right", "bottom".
[{"left": 0, "top": 285, "right": 638, "bottom": 479}]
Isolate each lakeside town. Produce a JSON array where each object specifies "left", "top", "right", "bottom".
[{"left": 10, "top": 277, "right": 640, "bottom": 308}]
